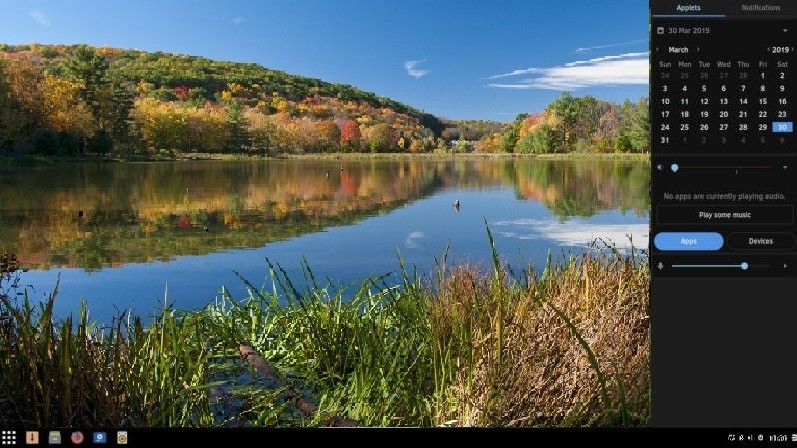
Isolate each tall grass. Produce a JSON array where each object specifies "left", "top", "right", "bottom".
[{"left": 0, "top": 232, "right": 649, "bottom": 427}]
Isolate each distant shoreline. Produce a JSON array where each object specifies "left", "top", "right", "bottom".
[
  {"left": 271, "top": 152, "right": 650, "bottom": 162},
  {"left": 0, "top": 151, "right": 650, "bottom": 167}
]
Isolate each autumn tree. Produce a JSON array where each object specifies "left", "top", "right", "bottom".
[
  {"left": 517, "top": 113, "right": 545, "bottom": 141},
  {"left": 41, "top": 75, "right": 94, "bottom": 139},
  {"left": 475, "top": 132, "right": 502, "bottom": 153},
  {"left": 362, "top": 123, "right": 392, "bottom": 153},
  {"left": 185, "top": 104, "right": 230, "bottom": 152},
  {"left": 313, "top": 119, "right": 341, "bottom": 152},
  {"left": 244, "top": 108, "right": 273, "bottom": 154},
  {"left": 0, "top": 59, "right": 22, "bottom": 149},
  {"left": 2, "top": 59, "right": 46, "bottom": 150},
  {"left": 133, "top": 98, "right": 188, "bottom": 151},
  {"left": 268, "top": 112, "right": 301, "bottom": 152},
  {"left": 339, "top": 119, "right": 361, "bottom": 152}
]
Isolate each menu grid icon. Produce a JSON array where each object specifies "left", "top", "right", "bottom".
[{"left": 1, "top": 431, "right": 17, "bottom": 445}]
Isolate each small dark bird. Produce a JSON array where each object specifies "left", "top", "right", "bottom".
[
  {"left": 78, "top": 210, "right": 84, "bottom": 218},
  {"left": 453, "top": 200, "right": 460, "bottom": 211}
]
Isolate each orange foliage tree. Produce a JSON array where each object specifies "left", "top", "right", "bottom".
[{"left": 339, "top": 119, "right": 361, "bottom": 152}]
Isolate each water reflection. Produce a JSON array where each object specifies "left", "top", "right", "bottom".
[{"left": 0, "top": 158, "right": 649, "bottom": 271}]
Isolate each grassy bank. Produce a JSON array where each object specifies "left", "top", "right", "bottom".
[
  {"left": 0, "top": 235, "right": 649, "bottom": 427},
  {"left": 533, "top": 152, "right": 650, "bottom": 162},
  {"left": 0, "top": 153, "right": 173, "bottom": 167},
  {"left": 179, "top": 151, "right": 651, "bottom": 162},
  {"left": 1, "top": 151, "right": 650, "bottom": 167}
]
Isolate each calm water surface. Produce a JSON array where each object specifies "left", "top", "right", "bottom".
[{"left": 0, "top": 158, "right": 649, "bottom": 322}]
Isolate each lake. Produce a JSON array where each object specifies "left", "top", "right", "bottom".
[{"left": 0, "top": 157, "right": 649, "bottom": 322}]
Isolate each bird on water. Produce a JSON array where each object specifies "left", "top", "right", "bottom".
[{"left": 453, "top": 199, "right": 460, "bottom": 211}]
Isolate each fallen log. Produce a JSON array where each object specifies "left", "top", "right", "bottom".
[{"left": 238, "top": 341, "right": 360, "bottom": 427}]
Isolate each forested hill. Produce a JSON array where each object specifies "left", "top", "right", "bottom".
[{"left": 0, "top": 43, "right": 444, "bottom": 155}]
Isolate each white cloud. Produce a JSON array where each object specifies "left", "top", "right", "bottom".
[
  {"left": 487, "top": 67, "right": 538, "bottom": 79},
  {"left": 573, "top": 39, "right": 646, "bottom": 53},
  {"left": 232, "top": 16, "right": 244, "bottom": 24},
  {"left": 562, "top": 52, "right": 649, "bottom": 67},
  {"left": 492, "top": 218, "right": 649, "bottom": 252},
  {"left": 487, "top": 52, "right": 649, "bottom": 91},
  {"left": 29, "top": 9, "right": 51, "bottom": 27},
  {"left": 404, "top": 60, "right": 430, "bottom": 79},
  {"left": 405, "top": 231, "right": 426, "bottom": 248}
]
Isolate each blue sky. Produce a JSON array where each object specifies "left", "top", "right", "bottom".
[{"left": 0, "top": 0, "right": 649, "bottom": 121}]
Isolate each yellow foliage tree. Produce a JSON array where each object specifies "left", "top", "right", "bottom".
[
  {"left": 41, "top": 74, "right": 94, "bottom": 136},
  {"left": 136, "top": 80, "right": 153, "bottom": 97},
  {"left": 244, "top": 107, "right": 273, "bottom": 153}
]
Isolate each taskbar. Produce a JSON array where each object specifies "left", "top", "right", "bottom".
[{"left": 2, "top": 427, "right": 797, "bottom": 445}]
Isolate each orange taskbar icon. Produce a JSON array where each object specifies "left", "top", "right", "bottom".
[{"left": 24, "top": 431, "right": 39, "bottom": 445}]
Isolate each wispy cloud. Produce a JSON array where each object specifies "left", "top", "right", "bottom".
[
  {"left": 573, "top": 39, "right": 646, "bottom": 53},
  {"left": 487, "top": 51, "right": 648, "bottom": 91},
  {"left": 405, "top": 231, "right": 426, "bottom": 248},
  {"left": 564, "top": 52, "right": 648, "bottom": 67},
  {"left": 404, "top": 60, "right": 430, "bottom": 79},
  {"left": 232, "top": 16, "right": 244, "bottom": 25},
  {"left": 487, "top": 67, "right": 538, "bottom": 79},
  {"left": 29, "top": 9, "right": 51, "bottom": 27}
]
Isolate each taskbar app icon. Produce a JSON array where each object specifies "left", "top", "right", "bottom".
[
  {"left": 47, "top": 431, "right": 61, "bottom": 445},
  {"left": 69, "top": 431, "right": 84, "bottom": 445}
]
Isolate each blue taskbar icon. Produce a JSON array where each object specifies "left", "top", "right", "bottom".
[{"left": 92, "top": 432, "right": 107, "bottom": 444}]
